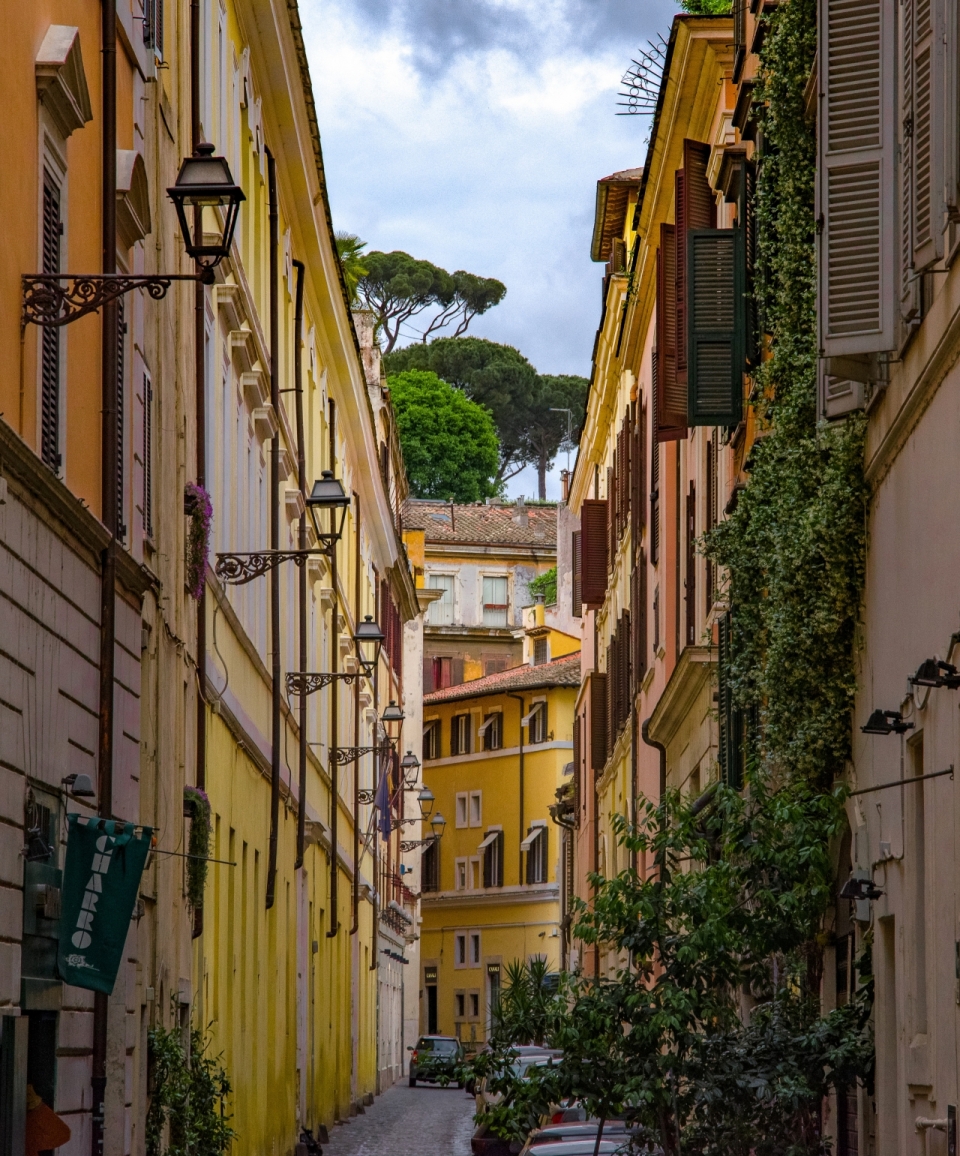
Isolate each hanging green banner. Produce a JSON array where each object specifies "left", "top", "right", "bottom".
[{"left": 57, "top": 815, "right": 153, "bottom": 994}]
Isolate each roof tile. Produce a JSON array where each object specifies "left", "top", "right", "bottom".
[
  {"left": 402, "top": 499, "right": 557, "bottom": 548},
  {"left": 423, "top": 652, "right": 581, "bottom": 705}
]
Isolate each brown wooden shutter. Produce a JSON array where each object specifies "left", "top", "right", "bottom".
[
  {"left": 818, "top": 0, "right": 896, "bottom": 355},
  {"left": 496, "top": 831, "right": 504, "bottom": 887},
  {"left": 572, "top": 715, "right": 581, "bottom": 784},
  {"left": 705, "top": 441, "right": 714, "bottom": 616},
  {"left": 650, "top": 354, "right": 661, "bottom": 565},
  {"left": 633, "top": 549, "right": 648, "bottom": 686},
  {"left": 656, "top": 225, "right": 687, "bottom": 439},
  {"left": 676, "top": 142, "right": 717, "bottom": 388},
  {"left": 580, "top": 499, "right": 609, "bottom": 608},
  {"left": 605, "top": 640, "right": 614, "bottom": 746},
  {"left": 607, "top": 463, "right": 616, "bottom": 561},
  {"left": 590, "top": 672, "right": 607, "bottom": 770},
  {"left": 675, "top": 171, "right": 688, "bottom": 383},
  {"left": 572, "top": 530, "right": 582, "bottom": 616}
]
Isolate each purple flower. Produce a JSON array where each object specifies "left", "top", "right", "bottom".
[{"left": 184, "top": 484, "right": 213, "bottom": 601}]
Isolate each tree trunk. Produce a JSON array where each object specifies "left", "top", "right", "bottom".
[{"left": 538, "top": 449, "right": 548, "bottom": 500}]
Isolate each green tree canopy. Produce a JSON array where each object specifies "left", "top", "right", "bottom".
[
  {"left": 385, "top": 338, "right": 588, "bottom": 497},
  {"left": 387, "top": 369, "right": 499, "bottom": 502},
  {"left": 356, "top": 252, "right": 504, "bottom": 352}
]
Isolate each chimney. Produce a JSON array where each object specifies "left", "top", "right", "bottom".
[
  {"left": 560, "top": 470, "right": 569, "bottom": 503},
  {"left": 513, "top": 496, "right": 528, "bottom": 529}
]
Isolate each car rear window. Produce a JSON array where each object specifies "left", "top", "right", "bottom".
[{"left": 416, "top": 1038, "right": 458, "bottom": 1054}]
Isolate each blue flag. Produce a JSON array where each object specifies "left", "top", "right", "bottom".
[{"left": 375, "top": 767, "right": 391, "bottom": 841}]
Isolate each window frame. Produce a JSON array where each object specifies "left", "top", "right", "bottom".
[
  {"left": 529, "top": 701, "right": 548, "bottom": 745},
  {"left": 427, "top": 573, "right": 456, "bottom": 626},
  {"left": 481, "top": 712, "right": 503, "bottom": 751},
  {"left": 481, "top": 574, "right": 510, "bottom": 628},
  {"left": 469, "top": 790, "right": 482, "bottom": 827},
  {"left": 455, "top": 793, "right": 469, "bottom": 828},
  {"left": 38, "top": 117, "right": 68, "bottom": 476},
  {"left": 454, "top": 858, "right": 468, "bottom": 890},
  {"left": 451, "top": 713, "right": 472, "bottom": 756},
  {"left": 423, "top": 719, "right": 441, "bottom": 760}
]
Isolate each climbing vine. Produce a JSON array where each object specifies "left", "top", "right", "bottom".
[
  {"left": 146, "top": 1013, "right": 235, "bottom": 1156},
  {"left": 184, "top": 484, "right": 213, "bottom": 602},
  {"left": 183, "top": 786, "right": 211, "bottom": 908},
  {"left": 706, "top": 0, "right": 869, "bottom": 790}
]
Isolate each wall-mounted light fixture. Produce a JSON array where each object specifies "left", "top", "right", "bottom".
[
  {"left": 911, "top": 658, "right": 960, "bottom": 689},
  {"left": 861, "top": 709, "right": 914, "bottom": 735}
]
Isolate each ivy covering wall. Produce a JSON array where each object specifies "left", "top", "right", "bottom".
[{"left": 707, "top": 0, "right": 869, "bottom": 791}]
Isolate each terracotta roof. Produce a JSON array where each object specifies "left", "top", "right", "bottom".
[
  {"left": 402, "top": 500, "right": 557, "bottom": 549},
  {"left": 424, "top": 652, "right": 582, "bottom": 705},
  {"left": 591, "top": 168, "right": 644, "bottom": 263}
]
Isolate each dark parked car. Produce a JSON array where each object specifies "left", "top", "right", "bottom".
[{"left": 408, "top": 1036, "right": 464, "bottom": 1087}]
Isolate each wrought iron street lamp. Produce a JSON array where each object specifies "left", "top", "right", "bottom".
[
  {"left": 216, "top": 470, "right": 352, "bottom": 585},
  {"left": 22, "top": 143, "right": 244, "bottom": 327},
  {"left": 400, "top": 750, "right": 421, "bottom": 787},
  {"left": 355, "top": 615, "right": 385, "bottom": 677},
  {"left": 167, "top": 143, "right": 245, "bottom": 277},
  {"left": 400, "top": 811, "right": 446, "bottom": 853},
  {"left": 417, "top": 786, "right": 435, "bottom": 820}
]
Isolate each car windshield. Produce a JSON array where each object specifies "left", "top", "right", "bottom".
[{"left": 416, "top": 1038, "right": 458, "bottom": 1054}]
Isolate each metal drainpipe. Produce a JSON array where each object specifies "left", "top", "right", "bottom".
[
  {"left": 369, "top": 645, "right": 379, "bottom": 969},
  {"left": 265, "top": 149, "right": 280, "bottom": 909},
  {"left": 351, "top": 492, "right": 361, "bottom": 933},
  {"left": 191, "top": 0, "right": 207, "bottom": 939},
  {"left": 293, "top": 259, "right": 306, "bottom": 869},
  {"left": 327, "top": 399, "right": 340, "bottom": 936},
  {"left": 640, "top": 717, "right": 668, "bottom": 883},
  {"left": 508, "top": 693, "right": 525, "bottom": 883},
  {"left": 92, "top": 1, "right": 117, "bottom": 1151}
]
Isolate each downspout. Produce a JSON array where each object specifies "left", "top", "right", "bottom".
[
  {"left": 327, "top": 399, "right": 340, "bottom": 936},
  {"left": 370, "top": 651, "right": 380, "bottom": 969},
  {"left": 630, "top": 707, "right": 638, "bottom": 875},
  {"left": 351, "top": 493, "right": 361, "bottom": 933},
  {"left": 641, "top": 718, "right": 668, "bottom": 883},
  {"left": 93, "top": 1, "right": 117, "bottom": 1151},
  {"left": 266, "top": 148, "right": 280, "bottom": 909},
  {"left": 508, "top": 694, "right": 525, "bottom": 883},
  {"left": 293, "top": 259, "right": 306, "bottom": 870},
  {"left": 191, "top": 0, "right": 206, "bottom": 939}
]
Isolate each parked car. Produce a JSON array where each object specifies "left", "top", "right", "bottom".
[
  {"left": 520, "top": 1122, "right": 630, "bottom": 1155},
  {"left": 527, "top": 1144, "right": 624, "bottom": 1155},
  {"left": 408, "top": 1035, "right": 464, "bottom": 1087}
]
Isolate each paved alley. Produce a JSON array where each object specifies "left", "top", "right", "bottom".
[{"left": 322, "top": 1083, "right": 476, "bottom": 1156}]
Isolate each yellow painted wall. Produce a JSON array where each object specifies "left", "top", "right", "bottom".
[{"left": 419, "top": 681, "right": 575, "bottom": 1042}]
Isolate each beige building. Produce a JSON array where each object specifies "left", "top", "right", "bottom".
[{"left": 402, "top": 499, "right": 559, "bottom": 691}]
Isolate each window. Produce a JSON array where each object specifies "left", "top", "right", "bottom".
[
  {"left": 422, "top": 840, "right": 439, "bottom": 892},
  {"left": 423, "top": 720, "right": 441, "bottom": 760},
  {"left": 469, "top": 857, "right": 481, "bottom": 890},
  {"left": 469, "top": 791, "right": 482, "bottom": 827},
  {"left": 451, "top": 714, "right": 471, "bottom": 756},
  {"left": 116, "top": 297, "right": 128, "bottom": 540},
  {"left": 456, "top": 933, "right": 467, "bottom": 965},
  {"left": 456, "top": 794, "right": 468, "bottom": 828},
  {"left": 432, "top": 657, "right": 452, "bottom": 690},
  {"left": 481, "top": 713, "right": 502, "bottom": 751},
  {"left": 427, "top": 574, "right": 455, "bottom": 625},
  {"left": 480, "top": 829, "right": 504, "bottom": 888},
  {"left": 144, "top": 0, "right": 164, "bottom": 58},
  {"left": 40, "top": 169, "right": 62, "bottom": 472},
  {"left": 470, "top": 993, "right": 480, "bottom": 1019},
  {"left": 455, "top": 859, "right": 467, "bottom": 890},
  {"left": 470, "top": 932, "right": 481, "bottom": 964},
  {"left": 533, "top": 637, "right": 548, "bottom": 666},
  {"left": 529, "top": 703, "right": 548, "bottom": 744},
  {"left": 455, "top": 993, "right": 465, "bottom": 1018},
  {"left": 143, "top": 371, "right": 154, "bottom": 538},
  {"left": 523, "top": 823, "right": 549, "bottom": 884},
  {"left": 482, "top": 576, "right": 509, "bottom": 627}
]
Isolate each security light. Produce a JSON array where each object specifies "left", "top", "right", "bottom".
[{"left": 861, "top": 709, "right": 914, "bottom": 735}]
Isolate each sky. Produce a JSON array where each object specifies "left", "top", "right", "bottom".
[{"left": 300, "top": 0, "right": 677, "bottom": 498}]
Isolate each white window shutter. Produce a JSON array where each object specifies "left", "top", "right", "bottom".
[
  {"left": 818, "top": 0, "right": 897, "bottom": 355},
  {"left": 944, "top": 0, "right": 960, "bottom": 223},
  {"left": 900, "top": 0, "right": 921, "bottom": 320},
  {"left": 911, "top": 0, "right": 945, "bottom": 269}
]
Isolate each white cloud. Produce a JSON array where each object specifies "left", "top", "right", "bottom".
[{"left": 300, "top": 0, "right": 675, "bottom": 494}]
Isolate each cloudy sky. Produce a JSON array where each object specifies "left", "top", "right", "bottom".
[{"left": 300, "top": 0, "right": 677, "bottom": 496}]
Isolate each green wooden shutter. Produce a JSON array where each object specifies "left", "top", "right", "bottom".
[{"left": 687, "top": 229, "right": 743, "bottom": 427}]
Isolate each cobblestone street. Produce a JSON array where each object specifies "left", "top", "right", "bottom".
[{"left": 323, "top": 1083, "right": 476, "bottom": 1156}]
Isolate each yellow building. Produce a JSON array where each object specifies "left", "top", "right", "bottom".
[{"left": 418, "top": 625, "right": 579, "bottom": 1045}]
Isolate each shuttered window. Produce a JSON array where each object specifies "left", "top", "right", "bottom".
[
  {"left": 687, "top": 230, "right": 743, "bottom": 426},
  {"left": 656, "top": 225, "right": 687, "bottom": 439},
  {"left": 571, "top": 530, "right": 582, "bottom": 616},
  {"left": 589, "top": 671, "right": 607, "bottom": 771},
  {"left": 422, "top": 840, "right": 439, "bottom": 892},
  {"left": 580, "top": 499, "right": 609, "bottom": 608},
  {"left": 41, "top": 171, "right": 62, "bottom": 472},
  {"left": 676, "top": 141, "right": 717, "bottom": 391},
  {"left": 482, "top": 831, "right": 504, "bottom": 888},
  {"left": 818, "top": 0, "right": 896, "bottom": 354},
  {"left": 911, "top": 0, "right": 943, "bottom": 270},
  {"left": 117, "top": 298, "right": 127, "bottom": 539},
  {"left": 143, "top": 373, "right": 154, "bottom": 538},
  {"left": 685, "top": 484, "right": 696, "bottom": 646}
]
